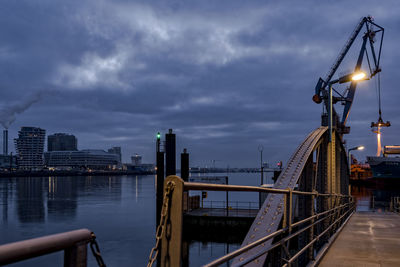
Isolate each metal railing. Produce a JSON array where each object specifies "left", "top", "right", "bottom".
[
  {"left": 391, "top": 197, "right": 400, "bottom": 213},
  {"left": 196, "top": 200, "right": 259, "bottom": 217},
  {"left": 151, "top": 175, "right": 355, "bottom": 267},
  {"left": 201, "top": 200, "right": 259, "bottom": 210},
  {"left": 0, "top": 229, "right": 106, "bottom": 267},
  {"left": 206, "top": 202, "right": 354, "bottom": 267}
]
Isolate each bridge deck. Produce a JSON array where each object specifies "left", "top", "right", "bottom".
[{"left": 320, "top": 212, "right": 400, "bottom": 266}]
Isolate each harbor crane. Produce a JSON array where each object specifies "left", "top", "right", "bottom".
[{"left": 313, "top": 16, "right": 384, "bottom": 135}]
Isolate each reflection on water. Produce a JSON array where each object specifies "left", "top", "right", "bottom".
[
  {"left": 47, "top": 177, "right": 78, "bottom": 222},
  {"left": 351, "top": 182, "right": 400, "bottom": 212},
  {"left": 0, "top": 175, "right": 154, "bottom": 267},
  {"left": 17, "top": 178, "right": 45, "bottom": 223},
  {"left": 0, "top": 173, "right": 266, "bottom": 266}
]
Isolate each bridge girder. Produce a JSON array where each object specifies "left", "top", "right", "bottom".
[{"left": 233, "top": 127, "right": 350, "bottom": 266}]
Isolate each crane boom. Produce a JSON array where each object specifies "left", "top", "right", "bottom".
[
  {"left": 313, "top": 16, "right": 384, "bottom": 134},
  {"left": 324, "top": 17, "right": 367, "bottom": 85}
]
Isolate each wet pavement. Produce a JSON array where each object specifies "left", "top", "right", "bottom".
[{"left": 320, "top": 212, "right": 400, "bottom": 267}]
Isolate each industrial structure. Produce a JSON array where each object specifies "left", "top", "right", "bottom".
[
  {"left": 148, "top": 16, "right": 390, "bottom": 267},
  {"left": 14, "top": 127, "right": 46, "bottom": 170},
  {"left": 0, "top": 129, "right": 16, "bottom": 170}
]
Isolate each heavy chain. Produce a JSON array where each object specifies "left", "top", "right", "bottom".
[
  {"left": 147, "top": 181, "right": 175, "bottom": 267},
  {"left": 90, "top": 232, "right": 107, "bottom": 267}
]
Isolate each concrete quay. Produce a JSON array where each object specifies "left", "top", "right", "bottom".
[{"left": 319, "top": 212, "right": 400, "bottom": 267}]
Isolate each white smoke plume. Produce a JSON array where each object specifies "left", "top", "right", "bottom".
[{"left": 0, "top": 91, "right": 43, "bottom": 129}]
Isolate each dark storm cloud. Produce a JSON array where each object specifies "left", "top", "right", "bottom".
[{"left": 1, "top": 0, "right": 399, "bottom": 166}]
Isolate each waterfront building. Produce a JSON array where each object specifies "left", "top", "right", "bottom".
[
  {"left": 44, "top": 149, "right": 120, "bottom": 170},
  {"left": 124, "top": 154, "right": 155, "bottom": 173},
  {"left": 48, "top": 133, "right": 77, "bottom": 151},
  {"left": 108, "top": 146, "right": 122, "bottom": 162},
  {"left": 14, "top": 127, "right": 46, "bottom": 170},
  {"left": 0, "top": 154, "right": 17, "bottom": 170},
  {"left": 131, "top": 154, "right": 142, "bottom": 165}
]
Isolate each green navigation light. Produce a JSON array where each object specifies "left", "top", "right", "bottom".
[{"left": 157, "top": 132, "right": 161, "bottom": 140}]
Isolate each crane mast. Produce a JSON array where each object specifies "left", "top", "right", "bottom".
[{"left": 313, "top": 16, "right": 384, "bottom": 135}]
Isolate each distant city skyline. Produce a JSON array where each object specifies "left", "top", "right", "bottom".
[{"left": 1, "top": 1, "right": 399, "bottom": 167}]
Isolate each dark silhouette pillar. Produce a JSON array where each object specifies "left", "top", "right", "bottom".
[
  {"left": 165, "top": 129, "right": 176, "bottom": 177},
  {"left": 181, "top": 148, "right": 189, "bottom": 182}
]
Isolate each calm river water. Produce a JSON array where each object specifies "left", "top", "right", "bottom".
[
  {"left": 0, "top": 173, "right": 273, "bottom": 266},
  {"left": 2, "top": 173, "right": 398, "bottom": 266}
]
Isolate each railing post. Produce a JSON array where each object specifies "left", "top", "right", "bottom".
[
  {"left": 288, "top": 189, "right": 293, "bottom": 233},
  {"left": 372, "top": 195, "right": 375, "bottom": 211},
  {"left": 282, "top": 193, "right": 287, "bottom": 229},
  {"left": 309, "top": 191, "right": 316, "bottom": 261},
  {"left": 161, "top": 176, "right": 184, "bottom": 267},
  {"left": 389, "top": 197, "right": 394, "bottom": 212},
  {"left": 64, "top": 241, "right": 87, "bottom": 267}
]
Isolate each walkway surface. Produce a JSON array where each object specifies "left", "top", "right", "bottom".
[{"left": 320, "top": 212, "right": 400, "bottom": 267}]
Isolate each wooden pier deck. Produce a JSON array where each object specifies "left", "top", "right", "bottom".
[{"left": 320, "top": 212, "right": 400, "bottom": 266}]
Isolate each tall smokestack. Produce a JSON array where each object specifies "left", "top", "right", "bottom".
[{"left": 3, "top": 129, "right": 8, "bottom": 156}]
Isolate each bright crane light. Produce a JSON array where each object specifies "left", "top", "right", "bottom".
[{"left": 351, "top": 72, "right": 367, "bottom": 81}]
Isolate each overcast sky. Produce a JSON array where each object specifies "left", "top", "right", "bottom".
[{"left": 1, "top": 0, "right": 399, "bottom": 167}]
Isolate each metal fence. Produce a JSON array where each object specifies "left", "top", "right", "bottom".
[
  {"left": 391, "top": 197, "right": 400, "bottom": 213},
  {"left": 149, "top": 175, "right": 355, "bottom": 267},
  {"left": 201, "top": 200, "right": 259, "bottom": 210}
]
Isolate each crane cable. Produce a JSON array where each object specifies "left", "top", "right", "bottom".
[
  {"left": 365, "top": 43, "right": 383, "bottom": 119},
  {"left": 377, "top": 72, "right": 382, "bottom": 117}
]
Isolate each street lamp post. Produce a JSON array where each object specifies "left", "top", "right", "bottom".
[
  {"left": 258, "top": 145, "right": 264, "bottom": 208},
  {"left": 258, "top": 145, "right": 264, "bottom": 185},
  {"left": 327, "top": 71, "right": 368, "bottom": 142},
  {"left": 326, "top": 71, "right": 368, "bottom": 196},
  {"left": 348, "top": 145, "right": 365, "bottom": 173}
]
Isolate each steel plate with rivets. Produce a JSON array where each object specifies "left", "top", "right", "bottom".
[{"left": 232, "top": 127, "right": 328, "bottom": 266}]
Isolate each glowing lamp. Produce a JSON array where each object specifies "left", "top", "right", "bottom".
[{"left": 351, "top": 72, "right": 367, "bottom": 81}]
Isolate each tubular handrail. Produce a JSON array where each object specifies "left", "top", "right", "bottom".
[
  {"left": 0, "top": 229, "right": 92, "bottom": 266},
  {"left": 203, "top": 229, "right": 286, "bottom": 267},
  {"left": 236, "top": 203, "right": 355, "bottom": 267},
  {"left": 282, "top": 205, "right": 355, "bottom": 266},
  {"left": 201, "top": 200, "right": 259, "bottom": 209},
  {"left": 291, "top": 202, "right": 350, "bottom": 229},
  {"left": 156, "top": 176, "right": 354, "bottom": 267},
  {"left": 184, "top": 181, "right": 351, "bottom": 198},
  {"left": 204, "top": 201, "right": 355, "bottom": 267}
]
